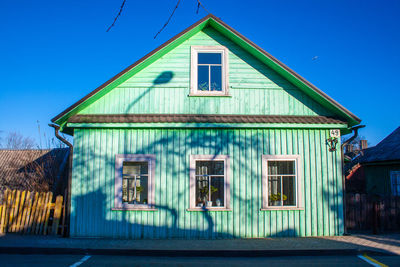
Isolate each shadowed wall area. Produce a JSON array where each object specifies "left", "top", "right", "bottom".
[
  {"left": 70, "top": 127, "right": 343, "bottom": 239},
  {"left": 58, "top": 17, "right": 358, "bottom": 239}
]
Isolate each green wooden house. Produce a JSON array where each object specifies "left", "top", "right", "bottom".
[{"left": 51, "top": 15, "right": 361, "bottom": 238}]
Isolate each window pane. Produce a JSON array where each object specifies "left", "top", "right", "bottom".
[
  {"left": 210, "top": 66, "right": 222, "bottom": 91},
  {"left": 268, "top": 161, "right": 295, "bottom": 175},
  {"left": 123, "top": 161, "right": 148, "bottom": 175},
  {"left": 196, "top": 160, "right": 224, "bottom": 175},
  {"left": 211, "top": 176, "right": 224, "bottom": 207},
  {"left": 122, "top": 161, "right": 149, "bottom": 204},
  {"left": 268, "top": 176, "right": 282, "bottom": 206},
  {"left": 128, "top": 179, "right": 135, "bottom": 202},
  {"left": 135, "top": 176, "right": 148, "bottom": 204},
  {"left": 196, "top": 176, "right": 209, "bottom": 207},
  {"left": 198, "top": 53, "right": 221, "bottom": 64},
  {"left": 282, "top": 176, "right": 296, "bottom": 206},
  {"left": 122, "top": 178, "right": 128, "bottom": 202},
  {"left": 198, "top": 65, "right": 209, "bottom": 91}
]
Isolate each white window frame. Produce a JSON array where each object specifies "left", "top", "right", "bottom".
[
  {"left": 261, "top": 155, "right": 303, "bottom": 210},
  {"left": 114, "top": 154, "right": 156, "bottom": 210},
  {"left": 190, "top": 46, "right": 230, "bottom": 96},
  {"left": 189, "top": 155, "right": 231, "bottom": 211},
  {"left": 390, "top": 171, "right": 400, "bottom": 196}
]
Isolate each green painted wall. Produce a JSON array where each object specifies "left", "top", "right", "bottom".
[
  {"left": 79, "top": 27, "right": 334, "bottom": 117},
  {"left": 71, "top": 127, "right": 344, "bottom": 238},
  {"left": 365, "top": 163, "right": 400, "bottom": 196}
]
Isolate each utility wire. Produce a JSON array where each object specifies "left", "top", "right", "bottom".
[
  {"left": 154, "top": 0, "right": 181, "bottom": 39},
  {"left": 106, "top": 0, "right": 127, "bottom": 32}
]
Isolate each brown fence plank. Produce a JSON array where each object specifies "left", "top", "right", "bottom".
[
  {"left": 52, "top": 195, "right": 63, "bottom": 235},
  {"left": 0, "top": 190, "right": 64, "bottom": 236},
  {"left": 43, "top": 192, "right": 53, "bottom": 235},
  {"left": 5, "top": 190, "right": 12, "bottom": 232},
  {"left": 7, "top": 190, "right": 16, "bottom": 232},
  {"left": 390, "top": 197, "right": 396, "bottom": 230},
  {"left": 27, "top": 192, "right": 39, "bottom": 234},
  {"left": 60, "top": 189, "right": 67, "bottom": 236},
  {"left": 39, "top": 192, "right": 51, "bottom": 235},
  {"left": 37, "top": 192, "right": 48, "bottom": 234},
  {"left": 33, "top": 193, "right": 44, "bottom": 235},
  {"left": 346, "top": 194, "right": 400, "bottom": 232},
  {"left": 0, "top": 190, "right": 9, "bottom": 233},
  {"left": 20, "top": 191, "right": 32, "bottom": 233},
  {"left": 15, "top": 190, "right": 26, "bottom": 232},
  {"left": 11, "top": 190, "right": 21, "bottom": 232},
  {"left": 23, "top": 192, "right": 36, "bottom": 234}
]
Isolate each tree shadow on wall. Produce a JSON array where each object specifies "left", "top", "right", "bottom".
[
  {"left": 124, "top": 71, "right": 174, "bottom": 114},
  {"left": 71, "top": 69, "right": 341, "bottom": 240},
  {"left": 72, "top": 126, "right": 312, "bottom": 239}
]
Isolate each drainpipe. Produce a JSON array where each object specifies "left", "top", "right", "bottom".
[
  {"left": 49, "top": 124, "right": 72, "bottom": 237},
  {"left": 341, "top": 124, "right": 365, "bottom": 235}
]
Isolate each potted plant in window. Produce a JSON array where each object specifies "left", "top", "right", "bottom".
[
  {"left": 200, "top": 186, "right": 219, "bottom": 207},
  {"left": 269, "top": 193, "right": 287, "bottom": 206},
  {"left": 133, "top": 186, "right": 144, "bottom": 204}
]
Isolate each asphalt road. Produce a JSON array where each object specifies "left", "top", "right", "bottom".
[{"left": 1, "top": 254, "right": 399, "bottom": 267}]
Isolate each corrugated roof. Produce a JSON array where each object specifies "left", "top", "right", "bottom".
[
  {"left": 68, "top": 114, "right": 346, "bottom": 124},
  {"left": 0, "top": 148, "right": 69, "bottom": 192},
  {"left": 358, "top": 126, "right": 400, "bottom": 163}
]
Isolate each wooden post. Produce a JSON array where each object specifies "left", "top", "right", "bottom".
[
  {"left": 60, "top": 188, "right": 67, "bottom": 236},
  {"left": 52, "top": 195, "right": 63, "bottom": 235},
  {"left": 372, "top": 199, "right": 379, "bottom": 235}
]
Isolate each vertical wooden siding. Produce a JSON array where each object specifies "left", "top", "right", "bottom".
[
  {"left": 71, "top": 128, "right": 344, "bottom": 238},
  {"left": 80, "top": 28, "right": 333, "bottom": 117}
]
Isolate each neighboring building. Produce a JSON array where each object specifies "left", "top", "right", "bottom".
[
  {"left": 0, "top": 148, "right": 70, "bottom": 194},
  {"left": 51, "top": 15, "right": 361, "bottom": 238},
  {"left": 346, "top": 127, "right": 400, "bottom": 196}
]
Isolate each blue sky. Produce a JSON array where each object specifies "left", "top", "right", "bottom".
[{"left": 1, "top": 0, "right": 399, "bottom": 147}]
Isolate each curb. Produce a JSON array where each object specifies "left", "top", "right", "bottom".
[{"left": 0, "top": 247, "right": 394, "bottom": 257}]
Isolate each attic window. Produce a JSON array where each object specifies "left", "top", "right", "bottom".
[{"left": 190, "top": 46, "right": 229, "bottom": 96}]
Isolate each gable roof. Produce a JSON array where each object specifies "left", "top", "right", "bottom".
[
  {"left": 358, "top": 126, "right": 400, "bottom": 163},
  {"left": 52, "top": 14, "right": 361, "bottom": 129}
]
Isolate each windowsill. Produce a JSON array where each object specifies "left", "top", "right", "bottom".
[
  {"left": 188, "top": 93, "right": 232, "bottom": 97},
  {"left": 260, "top": 207, "right": 304, "bottom": 211},
  {"left": 112, "top": 207, "right": 158, "bottom": 211},
  {"left": 187, "top": 208, "right": 232, "bottom": 211}
]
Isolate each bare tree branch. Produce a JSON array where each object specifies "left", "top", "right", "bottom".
[
  {"left": 106, "top": 0, "right": 127, "bottom": 32},
  {"left": 106, "top": 0, "right": 211, "bottom": 38},
  {"left": 154, "top": 0, "right": 181, "bottom": 39},
  {"left": 2, "top": 132, "right": 36, "bottom": 149},
  {"left": 196, "top": 0, "right": 210, "bottom": 14}
]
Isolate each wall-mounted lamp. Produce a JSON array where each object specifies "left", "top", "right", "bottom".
[{"left": 326, "top": 137, "right": 338, "bottom": 152}]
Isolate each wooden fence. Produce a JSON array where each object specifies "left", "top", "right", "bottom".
[
  {"left": 346, "top": 193, "right": 400, "bottom": 232},
  {"left": 0, "top": 189, "right": 65, "bottom": 235}
]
